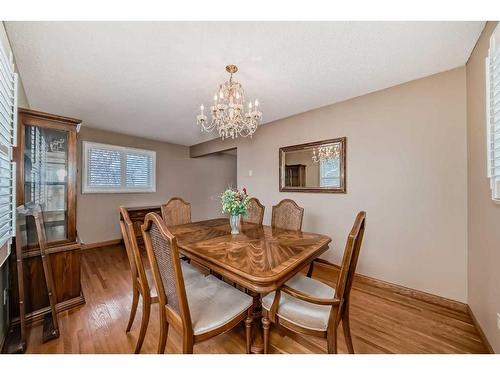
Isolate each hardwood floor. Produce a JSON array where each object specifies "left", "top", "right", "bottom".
[{"left": 22, "top": 245, "right": 489, "bottom": 354}]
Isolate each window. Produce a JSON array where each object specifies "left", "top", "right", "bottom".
[
  {"left": 82, "top": 142, "right": 156, "bottom": 193},
  {"left": 486, "top": 24, "right": 500, "bottom": 202},
  {"left": 0, "top": 40, "right": 17, "bottom": 265},
  {"left": 319, "top": 158, "right": 340, "bottom": 187}
]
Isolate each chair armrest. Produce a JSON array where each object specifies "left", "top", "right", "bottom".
[{"left": 281, "top": 285, "right": 340, "bottom": 306}]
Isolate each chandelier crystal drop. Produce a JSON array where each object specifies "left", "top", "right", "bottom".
[
  {"left": 196, "top": 65, "right": 262, "bottom": 140},
  {"left": 312, "top": 144, "right": 340, "bottom": 163}
]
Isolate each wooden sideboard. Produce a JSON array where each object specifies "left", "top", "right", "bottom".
[{"left": 120, "top": 205, "right": 161, "bottom": 246}]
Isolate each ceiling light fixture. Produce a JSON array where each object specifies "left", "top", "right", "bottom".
[
  {"left": 196, "top": 65, "right": 262, "bottom": 140},
  {"left": 312, "top": 144, "right": 340, "bottom": 163}
]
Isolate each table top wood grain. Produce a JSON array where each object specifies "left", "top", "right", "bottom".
[{"left": 168, "top": 218, "right": 332, "bottom": 293}]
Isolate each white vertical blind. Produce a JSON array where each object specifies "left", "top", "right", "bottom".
[
  {"left": 0, "top": 39, "right": 17, "bottom": 263},
  {"left": 82, "top": 141, "right": 156, "bottom": 193},
  {"left": 486, "top": 24, "right": 500, "bottom": 202}
]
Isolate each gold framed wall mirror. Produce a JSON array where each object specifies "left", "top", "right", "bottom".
[{"left": 279, "top": 137, "right": 346, "bottom": 193}]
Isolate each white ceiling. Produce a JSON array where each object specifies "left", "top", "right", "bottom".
[{"left": 6, "top": 21, "right": 485, "bottom": 146}]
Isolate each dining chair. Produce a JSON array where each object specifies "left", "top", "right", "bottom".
[
  {"left": 119, "top": 207, "right": 203, "bottom": 353},
  {"left": 271, "top": 199, "right": 304, "bottom": 231},
  {"left": 306, "top": 247, "right": 337, "bottom": 277},
  {"left": 161, "top": 197, "right": 191, "bottom": 226},
  {"left": 262, "top": 211, "right": 366, "bottom": 354},
  {"left": 243, "top": 197, "right": 265, "bottom": 225},
  {"left": 142, "top": 212, "right": 254, "bottom": 354},
  {"left": 305, "top": 220, "right": 348, "bottom": 278}
]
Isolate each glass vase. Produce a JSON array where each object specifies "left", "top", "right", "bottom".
[{"left": 230, "top": 214, "right": 241, "bottom": 235}]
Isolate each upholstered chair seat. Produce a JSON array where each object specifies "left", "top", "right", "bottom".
[
  {"left": 181, "top": 261, "right": 205, "bottom": 284},
  {"left": 262, "top": 274, "right": 335, "bottom": 331},
  {"left": 186, "top": 275, "right": 253, "bottom": 335},
  {"left": 143, "top": 255, "right": 203, "bottom": 294}
]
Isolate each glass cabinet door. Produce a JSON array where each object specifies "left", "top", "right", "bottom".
[{"left": 24, "top": 125, "right": 69, "bottom": 243}]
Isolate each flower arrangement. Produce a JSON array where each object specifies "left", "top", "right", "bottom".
[{"left": 220, "top": 187, "right": 251, "bottom": 216}]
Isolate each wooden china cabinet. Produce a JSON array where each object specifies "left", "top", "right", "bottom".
[
  {"left": 8, "top": 108, "right": 84, "bottom": 339},
  {"left": 285, "top": 164, "right": 306, "bottom": 187}
]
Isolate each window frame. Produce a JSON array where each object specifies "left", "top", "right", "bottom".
[
  {"left": 486, "top": 24, "right": 500, "bottom": 203},
  {"left": 82, "top": 141, "right": 156, "bottom": 194}
]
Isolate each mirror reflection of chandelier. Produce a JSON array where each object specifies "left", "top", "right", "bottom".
[
  {"left": 312, "top": 144, "right": 340, "bottom": 163},
  {"left": 196, "top": 65, "right": 262, "bottom": 140}
]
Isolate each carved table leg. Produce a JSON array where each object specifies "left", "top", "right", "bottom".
[
  {"left": 262, "top": 315, "right": 270, "bottom": 354},
  {"left": 249, "top": 291, "right": 264, "bottom": 354}
]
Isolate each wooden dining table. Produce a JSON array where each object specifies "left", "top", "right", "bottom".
[{"left": 168, "top": 217, "right": 332, "bottom": 353}]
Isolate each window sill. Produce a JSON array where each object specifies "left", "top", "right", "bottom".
[{"left": 82, "top": 188, "right": 156, "bottom": 194}]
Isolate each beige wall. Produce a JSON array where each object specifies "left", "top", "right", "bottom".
[
  {"left": 77, "top": 127, "right": 236, "bottom": 244},
  {"left": 192, "top": 67, "right": 468, "bottom": 302},
  {"left": 466, "top": 21, "right": 500, "bottom": 353}
]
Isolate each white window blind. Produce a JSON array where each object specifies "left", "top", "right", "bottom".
[
  {"left": 82, "top": 141, "right": 155, "bottom": 193},
  {"left": 0, "top": 40, "right": 17, "bottom": 264},
  {"left": 486, "top": 24, "right": 500, "bottom": 202},
  {"left": 319, "top": 158, "right": 340, "bottom": 187}
]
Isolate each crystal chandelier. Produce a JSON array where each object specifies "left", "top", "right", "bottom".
[
  {"left": 312, "top": 144, "right": 340, "bottom": 163},
  {"left": 196, "top": 65, "right": 262, "bottom": 140}
]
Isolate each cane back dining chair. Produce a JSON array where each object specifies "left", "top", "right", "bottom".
[
  {"left": 119, "top": 207, "right": 203, "bottom": 353},
  {"left": 141, "top": 212, "right": 254, "bottom": 354},
  {"left": 306, "top": 247, "right": 337, "bottom": 277},
  {"left": 262, "top": 211, "right": 366, "bottom": 354},
  {"left": 161, "top": 197, "right": 191, "bottom": 226},
  {"left": 271, "top": 199, "right": 304, "bottom": 231},
  {"left": 243, "top": 197, "right": 265, "bottom": 225}
]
